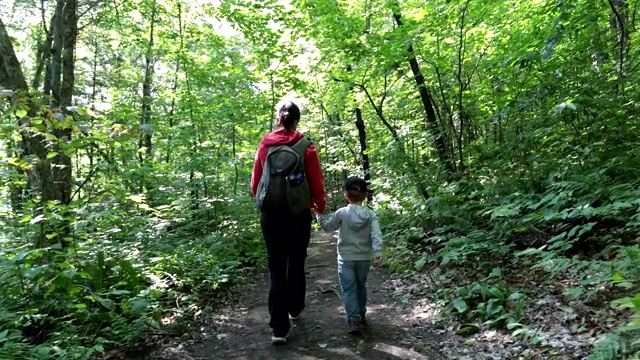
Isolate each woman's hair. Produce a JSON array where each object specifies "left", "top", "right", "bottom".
[
  {"left": 275, "top": 100, "right": 301, "bottom": 131},
  {"left": 344, "top": 176, "right": 368, "bottom": 203}
]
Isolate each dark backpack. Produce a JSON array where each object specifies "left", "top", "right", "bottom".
[{"left": 256, "top": 137, "right": 312, "bottom": 214}]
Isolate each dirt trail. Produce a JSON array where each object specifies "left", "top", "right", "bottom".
[{"left": 152, "top": 231, "right": 446, "bottom": 360}]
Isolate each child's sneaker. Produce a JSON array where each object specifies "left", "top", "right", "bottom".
[
  {"left": 289, "top": 312, "right": 301, "bottom": 321},
  {"left": 271, "top": 335, "right": 287, "bottom": 345},
  {"left": 347, "top": 321, "right": 360, "bottom": 334}
]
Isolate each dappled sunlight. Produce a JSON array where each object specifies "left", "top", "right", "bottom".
[
  {"left": 1, "top": 0, "right": 635, "bottom": 357},
  {"left": 152, "top": 230, "right": 451, "bottom": 359},
  {"left": 148, "top": 273, "right": 170, "bottom": 289},
  {"left": 365, "top": 303, "right": 391, "bottom": 313},
  {"left": 406, "top": 301, "right": 440, "bottom": 322},
  {"left": 324, "top": 346, "right": 367, "bottom": 359},
  {"left": 372, "top": 342, "right": 430, "bottom": 360}
]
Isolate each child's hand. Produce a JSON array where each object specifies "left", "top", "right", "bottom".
[{"left": 374, "top": 256, "right": 383, "bottom": 266}]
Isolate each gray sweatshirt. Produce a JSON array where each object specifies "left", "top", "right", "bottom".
[{"left": 316, "top": 204, "right": 383, "bottom": 261}]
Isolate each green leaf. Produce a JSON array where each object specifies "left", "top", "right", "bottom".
[
  {"left": 46, "top": 152, "right": 58, "bottom": 159},
  {"left": 109, "top": 290, "right": 131, "bottom": 295},
  {"left": 14, "top": 252, "right": 28, "bottom": 262},
  {"left": 128, "top": 297, "right": 150, "bottom": 316},
  {"left": 93, "top": 295, "right": 115, "bottom": 311},
  {"left": 414, "top": 256, "right": 427, "bottom": 271},
  {"left": 14, "top": 109, "right": 27, "bottom": 118},
  {"left": 506, "top": 322, "right": 523, "bottom": 330},
  {"left": 487, "top": 286, "right": 505, "bottom": 302},
  {"left": 19, "top": 214, "right": 33, "bottom": 223},
  {"left": 129, "top": 194, "right": 145, "bottom": 203},
  {"left": 614, "top": 281, "right": 634, "bottom": 289},
  {"left": 456, "top": 323, "right": 480, "bottom": 335},
  {"left": 489, "top": 303, "right": 503, "bottom": 316},
  {"left": 470, "top": 283, "right": 484, "bottom": 297},
  {"left": 488, "top": 204, "right": 520, "bottom": 220},
  {"left": 507, "top": 292, "right": 525, "bottom": 301},
  {"left": 486, "top": 300, "right": 498, "bottom": 315},
  {"left": 30, "top": 214, "right": 45, "bottom": 224},
  {"left": 563, "top": 287, "right": 584, "bottom": 298},
  {"left": 489, "top": 267, "right": 502, "bottom": 278},
  {"left": 515, "top": 298, "right": 525, "bottom": 317},
  {"left": 611, "top": 272, "right": 625, "bottom": 281},
  {"left": 455, "top": 286, "right": 470, "bottom": 298},
  {"left": 512, "top": 328, "right": 530, "bottom": 337},
  {"left": 530, "top": 337, "right": 542, "bottom": 345},
  {"left": 453, "top": 298, "right": 469, "bottom": 313},
  {"left": 33, "top": 344, "right": 53, "bottom": 357}
]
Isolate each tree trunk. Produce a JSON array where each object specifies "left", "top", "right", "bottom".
[
  {"left": 0, "top": 18, "right": 30, "bottom": 211},
  {"left": 9, "top": 0, "right": 76, "bottom": 247},
  {"left": 455, "top": 0, "right": 471, "bottom": 172},
  {"left": 0, "top": 19, "right": 28, "bottom": 92},
  {"left": 140, "top": 0, "right": 157, "bottom": 162},
  {"left": 392, "top": 6, "right": 455, "bottom": 176},
  {"left": 88, "top": 35, "right": 99, "bottom": 169},
  {"left": 43, "top": 0, "right": 77, "bottom": 247},
  {"left": 354, "top": 108, "right": 371, "bottom": 182},
  {"left": 608, "top": 0, "right": 629, "bottom": 96},
  {"left": 232, "top": 122, "right": 239, "bottom": 195},
  {"left": 32, "top": 36, "right": 53, "bottom": 92},
  {"left": 60, "top": 0, "right": 76, "bottom": 109},
  {"left": 43, "top": 2, "right": 63, "bottom": 97},
  {"left": 166, "top": 1, "right": 183, "bottom": 164},
  {"left": 360, "top": 85, "right": 430, "bottom": 200},
  {"left": 354, "top": 107, "right": 373, "bottom": 201},
  {"left": 49, "top": 0, "right": 65, "bottom": 105},
  {"left": 319, "top": 105, "right": 358, "bottom": 163},
  {"left": 49, "top": 0, "right": 76, "bottom": 207}
]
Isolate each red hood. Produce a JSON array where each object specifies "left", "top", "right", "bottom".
[{"left": 261, "top": 129, "right": 303, "bottom": 146}]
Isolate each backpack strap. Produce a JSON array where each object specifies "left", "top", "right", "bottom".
[
  {"left": 290, "top": 136, "right": 312, "bottom": 157},
  {"left": 290, "top": 137, "right": 311, "bottom": 173}
]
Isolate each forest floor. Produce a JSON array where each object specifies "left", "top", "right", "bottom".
[{"left": 140, "top": 231, "right": 602, "bottom": 360}]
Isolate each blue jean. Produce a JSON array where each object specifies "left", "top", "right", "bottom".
[{"left": 337, "top": 259, "right": 370, "bottom": 324}]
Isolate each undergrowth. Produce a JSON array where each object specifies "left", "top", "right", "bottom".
[
  {"left": 376, "top": 159, "right": 640, "bottom": 358},
  {"left": 0, "top": 193, "right": 263, "bottom": 359}
]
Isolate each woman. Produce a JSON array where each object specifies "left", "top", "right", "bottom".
[{"left": 250, "top": 100, "right": 326, "bottom": 345}]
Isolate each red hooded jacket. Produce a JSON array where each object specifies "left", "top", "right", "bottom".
[{"left": 251, "top": 129, "right": 326, "bottom": 213}]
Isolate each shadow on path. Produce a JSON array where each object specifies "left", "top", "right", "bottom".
[{"left": 160, "top": 231, "right": 444, "bottom": 360}]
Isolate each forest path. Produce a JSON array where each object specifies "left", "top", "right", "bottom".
[{"left": 152, "top": 231, "right": 447, "bottom": 360}]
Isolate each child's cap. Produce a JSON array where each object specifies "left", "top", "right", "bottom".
[{"left": 344, "top": 176, "right": 368, "bottom": 193}]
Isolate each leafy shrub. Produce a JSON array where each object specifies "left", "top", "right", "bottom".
[
  {"left": 449, "top": 281, "right": 526, "bottom": 330},
  {"left": 0, "top": 188, "right": 264, "bottom": 358},
  {"left": 589, "top": 258, "right": 640, "bottom": 360}
]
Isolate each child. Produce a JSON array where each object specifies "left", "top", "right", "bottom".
[{"left": 315, "top": 176, "right": 383, "bottom": 333}]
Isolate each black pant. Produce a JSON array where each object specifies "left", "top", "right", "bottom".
[{"left": 260, "top": 209, "right": 312, "bottom": 337}]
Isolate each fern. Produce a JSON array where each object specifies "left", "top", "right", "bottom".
[{"left": 588, "top": 334, "right": 622, "bottom": 360}]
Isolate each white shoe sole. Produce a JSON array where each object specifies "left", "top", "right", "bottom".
[{"left": 271, "top": 336, "right": 287, "bottom": 345}]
